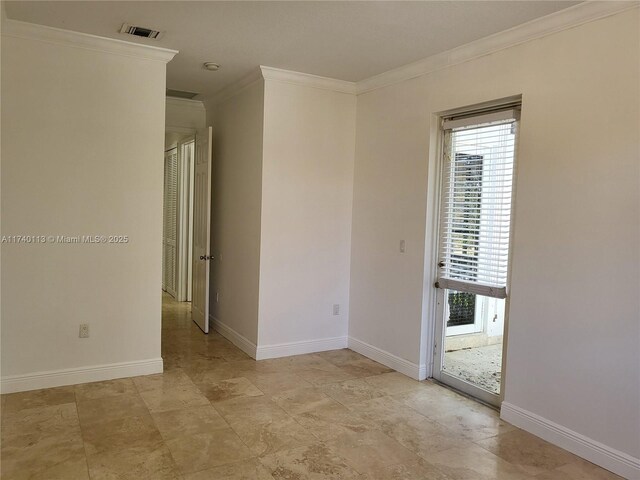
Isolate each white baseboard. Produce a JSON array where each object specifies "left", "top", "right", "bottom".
[
  {"left": 0, "top": 358, "right": 163, "bottom": 394},
  {"left": 501, "top": 402, "right": 640, "bottom": 479},
  {"left": 209, "top": 315, "right": 348, "bottom": 361},
  {"left": 348, "top": 336, "right": 426, "bottom": 381},
  {"left": 209, "top": 315, "right": 257, "bottom": 359},
  {"left": 256, "top": 336, "right": 348, "bottom": 360}
]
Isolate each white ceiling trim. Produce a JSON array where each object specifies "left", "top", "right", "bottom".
[
  {"left": 260, "top": 66, "right": 357, "bottom": 95},
  {"left": 206, "top": 64, "right": 358, "bottom": 106},
  {"left": 205, "top": 67, "right": 264, "bottom": 106},
  {"left": 356, "top": 1, "right": 638, "bottom": 95},
  {"left": 166, "top": 97, "right": 206, "bottom": 110},
  {"left": 1, "top": 18, "right": 178, "bottom": 63}
]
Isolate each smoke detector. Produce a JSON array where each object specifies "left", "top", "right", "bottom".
[
  {"left": 203, "top": 63, "right": 221, "bottom": 71},
  {"left": 120, "top": 23, "right": 163, "bottom": 40}
]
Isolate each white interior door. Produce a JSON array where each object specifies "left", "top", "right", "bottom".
[
  {"left": 162, "top": 148, "right": 178, "bottom": 298},
  {"left": 191, "top": 127, "right": 212, "bottom": 333}
]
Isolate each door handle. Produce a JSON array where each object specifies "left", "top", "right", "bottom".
[{"left": 199, "top": 255, "right": 214, "bottom": 261}]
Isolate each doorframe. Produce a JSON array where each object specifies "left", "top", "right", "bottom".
[
  {"left": 176, "top": 137, "right": 195, "bottom": 302},
  {"left": 165, "top": 126, "right": 196, "bottom": 302},
  {"left": 424, "top": 97, "right": 522, "bottom": 408}
]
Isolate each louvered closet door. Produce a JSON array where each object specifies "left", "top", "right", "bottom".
[{"left": 163, "top": 148, "right": 178, "bottom": 298}]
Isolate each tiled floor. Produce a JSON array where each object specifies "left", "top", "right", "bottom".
[{"left": 0, "top": 295, "right": 622, "bottom": 479}]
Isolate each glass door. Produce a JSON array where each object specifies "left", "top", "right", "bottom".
[{"left": 432, "top": 106, "right": 519, "bottom": 406}]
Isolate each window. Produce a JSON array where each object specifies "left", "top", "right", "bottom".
[{"left": 437, "top": 107, "right": 519, "bottom": 300}]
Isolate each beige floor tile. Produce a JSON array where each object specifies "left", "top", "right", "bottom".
[
  {"left": 295, "top": 365, "right": 357, "bottom": 386},
  {"left": 259, "top": 442, "right": 362, "bottom": 480},
  {"left": 1, "top": 402, "right": 79, "bottom": 439},
  {"left": 329, "top": 430, "right": 421, "bottom": 475},
  {"left": 425, "top": 444, "right": 535, "bottom": 479},
  {"left": 385, "top": 416, "right": 474, "bottom": 458},
  {"left": 1, "top": 430, "right": 87, "bottom": 480},
  {"left": 27, "top": 451, "right": 90, "bottom": 480},
  {"left": 351, "top": 395, "right": 428, "bottom": 425},
  {"left": 86, "top": 441, "right": 181, "bottom": 480},
  {"left": 363, "top": 372, "right": 425, "bottom": 395},
  {"left": 231, "top": 417, "right": 317, "bottom": 456},
  {"left": 240, "top": 371, "right": 314, "bottom": 394},
  {"left": 226, "top": 359, "right": 283, "bottom": 375},
  {"left": 431, "top": 403, "right": 515, "bottom": 441},
  {"left": 321, "top": 378, "right": 385, "bottom": 405},
  {"left": 164, "top": 427, "right": 253, "bottom": 474},
  {"left": 132, "top": 368, "right": 196, "bottom": 392},
  {"left": 213, "top": 395, "right": 291, "bottom": 429},
  {"left": 476, "top": 428, "right": 580, "bottom": 476},
  {"left": 76, "top": 392, "right": 149, "bottom": 426},
  {"left": 139, "top": 382, "right": 210, "bottom": 413},
  {"left": 74, "top": 378, "right": 137, "bottom": 400},
  {"left": 81, "top": 413, "right": 163, "bottom": 455},
  {"left": 361, "top": 459, "right": 450, "bottom": 480},
  {"left": 351, "top": 396, "right": 472, "bottom": 456},
  {"left": 272, "top": 387, "right": 339, "bottom": 415},
  {"left": 152, "top": 404, "right": 229, "bottom": 439},
  {"left": 533, "top": 458, "right": 624, "bottom": 479},
  {"left": 294, "top": 401, "right": 379, "bottom": 445},
  {"left": 184, "top": 459, "right": 276, "bottom": 479},
  {"left": 392, "top": 383, "right": 476, "bottom": 418},
  {"left": 200, "top": 376, "right": 264, "bottom": 403},
  {"left": 317, "top": 349, "right": 368, "bottom": 365},
  {"left": 219, "top": 347, "right": 252, "bottom": 362},
  {"left": 2, "top": 385, "right": 76, "bottom": 414},
  {"left": 264, "top": 353, "right": 336, "bottom": 371},
  {"left": 185, "top": 362, "right": 239, "bottom": 384},
  {"left": 336, "top": 358, "right": 394, "bottom": 378}
]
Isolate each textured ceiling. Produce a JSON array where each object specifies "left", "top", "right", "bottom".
[{"left": 5, "top": 1, "right": 579, "bottom": 99}]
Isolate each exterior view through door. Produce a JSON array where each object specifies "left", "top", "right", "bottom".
[{"left": 433, "top": 105, "right": 519, "bottom": 406}]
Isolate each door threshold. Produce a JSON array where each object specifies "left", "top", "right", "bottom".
[{"left": 426, "top": 377, "right": 500, "bottom": 412}]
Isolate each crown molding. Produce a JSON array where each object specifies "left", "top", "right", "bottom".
[
  {"left": 204, "top": 67, "right": 264, "bottom": 107},
  {"left": 165, "top": 97, "right": 206, "bottom": 110},
  {"left": 1, "top": 19, "right": 178, "bottom": 63},
  {"left": 260, "top": 66, "right": 357, "bottom": 95},
  {"left": 356, "top": 1, "right": 639, "bottom": 95}
]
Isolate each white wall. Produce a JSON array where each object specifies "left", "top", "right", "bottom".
[
  {"left": 1, "top": 23, "right": 174, "bottom": 391},
  {"left": 207, "top": 80, "right": 265, "bottom": 345},
  {"left": 165, "top": 97, "right": 206, "bottom": 131},
  {"left": 258, "top": 80, "right": 356, "bottom": 353},
  {"left": 349, "top": 7, "right": 639, "bottom": 468}
]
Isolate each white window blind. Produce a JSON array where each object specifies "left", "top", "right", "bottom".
[{"left": 437, "top": 108, "right": 519, "bottom": 299}]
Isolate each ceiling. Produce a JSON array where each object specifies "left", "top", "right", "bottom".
[{"left": 5, "top": 1, "right": 579, "bottom": 100}]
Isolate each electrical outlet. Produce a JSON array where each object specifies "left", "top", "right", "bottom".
[
  {"left": 79, "top": 323, "right": 89, "bottom": 338},
  {"left": 400, "top": 239, "right": 406, "bottom": 253},
  {"left": 332, "top": 304, "right": 340, "bottom": 316}
]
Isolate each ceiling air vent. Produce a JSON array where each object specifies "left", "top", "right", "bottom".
[
  {"left": 120, "top": 23, "right": 163, "bottom": 39},
  {"left": 166, "top": 89, "right": 200, "bottom": 100}
]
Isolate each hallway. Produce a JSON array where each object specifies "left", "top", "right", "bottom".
[{"left": 0, "top": 295, "right": 621, "bottom": 479}]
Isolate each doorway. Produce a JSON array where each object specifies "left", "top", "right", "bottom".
[
  {"left": 432, "top": 104, "right": 520, "bottom": 406},
  {"left": 163, "top": 131, "right": 196, "bottom": 303}
]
